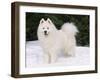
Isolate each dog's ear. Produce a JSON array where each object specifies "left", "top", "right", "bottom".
[
  {"left": 40, "top": 18, "right": 45, "bottom": 24},
  {"left": 47, "top": 18, "right": 52, "bottom": 24}
]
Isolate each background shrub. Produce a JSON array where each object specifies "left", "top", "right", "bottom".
[{"left": 26, "top": 12, "right": 89, "bottom": 46}]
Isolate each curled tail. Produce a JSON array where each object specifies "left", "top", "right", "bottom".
[{"left": 61, "top": 23, "right": 78, "bottom": 36}]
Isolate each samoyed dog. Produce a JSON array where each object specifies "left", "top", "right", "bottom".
[{"left": 37, "top": 18, "right": 78, "bottom": 63}]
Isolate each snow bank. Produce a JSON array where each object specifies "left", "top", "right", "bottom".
[{"left": 26, "top": 41, "right": 90, "bottom": 68}]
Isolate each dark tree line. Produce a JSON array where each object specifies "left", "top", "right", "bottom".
[{"left": 26, "top": 12, "right": 89, "bottom": 46}]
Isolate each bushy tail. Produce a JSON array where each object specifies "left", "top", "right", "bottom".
[{"left": 61, "top": 23, "right": 78, "bottom": 36}]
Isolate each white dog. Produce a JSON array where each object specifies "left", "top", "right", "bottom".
[{"left": 37, "top": 18, "right": 78, "bottom": 63}]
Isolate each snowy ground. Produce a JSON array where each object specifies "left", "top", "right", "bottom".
[{"left": 26, "top": 41, "right": 90, "bottom": 68}]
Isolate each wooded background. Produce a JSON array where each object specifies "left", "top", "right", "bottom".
[{"left": 26, "top": 12, "right": 89, "bottom": 46}]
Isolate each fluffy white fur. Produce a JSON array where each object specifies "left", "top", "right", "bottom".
[{"left": 37, "top": 18, "right": 78, "bottom": 63}]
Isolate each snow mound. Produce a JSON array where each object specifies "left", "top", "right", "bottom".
[{"left": 26, "top": 41, "right": 90, "bottom": 68}]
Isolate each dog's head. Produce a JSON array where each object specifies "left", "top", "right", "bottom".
[{"left": 38, "top": 18, "right": 56, "bottom": 36}]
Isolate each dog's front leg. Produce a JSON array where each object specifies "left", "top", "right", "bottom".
[
  {"left": 50, "top": 53, "right": 57, "bottom": 63},
  {"left": 43, "top": 53, "right": 50, "bottom": 64}
]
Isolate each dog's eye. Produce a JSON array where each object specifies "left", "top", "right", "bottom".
[
  {"left": 47, "top": 27, "right": 49, "bottom": 29},
  {"left": 43, "top": 27, "right": 45, "bottom": 29}
]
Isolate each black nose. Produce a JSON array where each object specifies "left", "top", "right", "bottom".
[{"left": 44, "top": 31, "right": 47, "bottom": 35}]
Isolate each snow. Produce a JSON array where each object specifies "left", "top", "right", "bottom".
[{"left": 26, "top": 41, "right": 90, "bottom": 68}]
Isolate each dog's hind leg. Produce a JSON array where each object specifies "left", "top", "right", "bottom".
[{"left": 64, "top": 46, "right": 75, "bottom": 57}]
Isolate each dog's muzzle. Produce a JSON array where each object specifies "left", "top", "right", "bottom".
[{"left": 44, "top": 31, "right": 48, "bottom": 35}]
